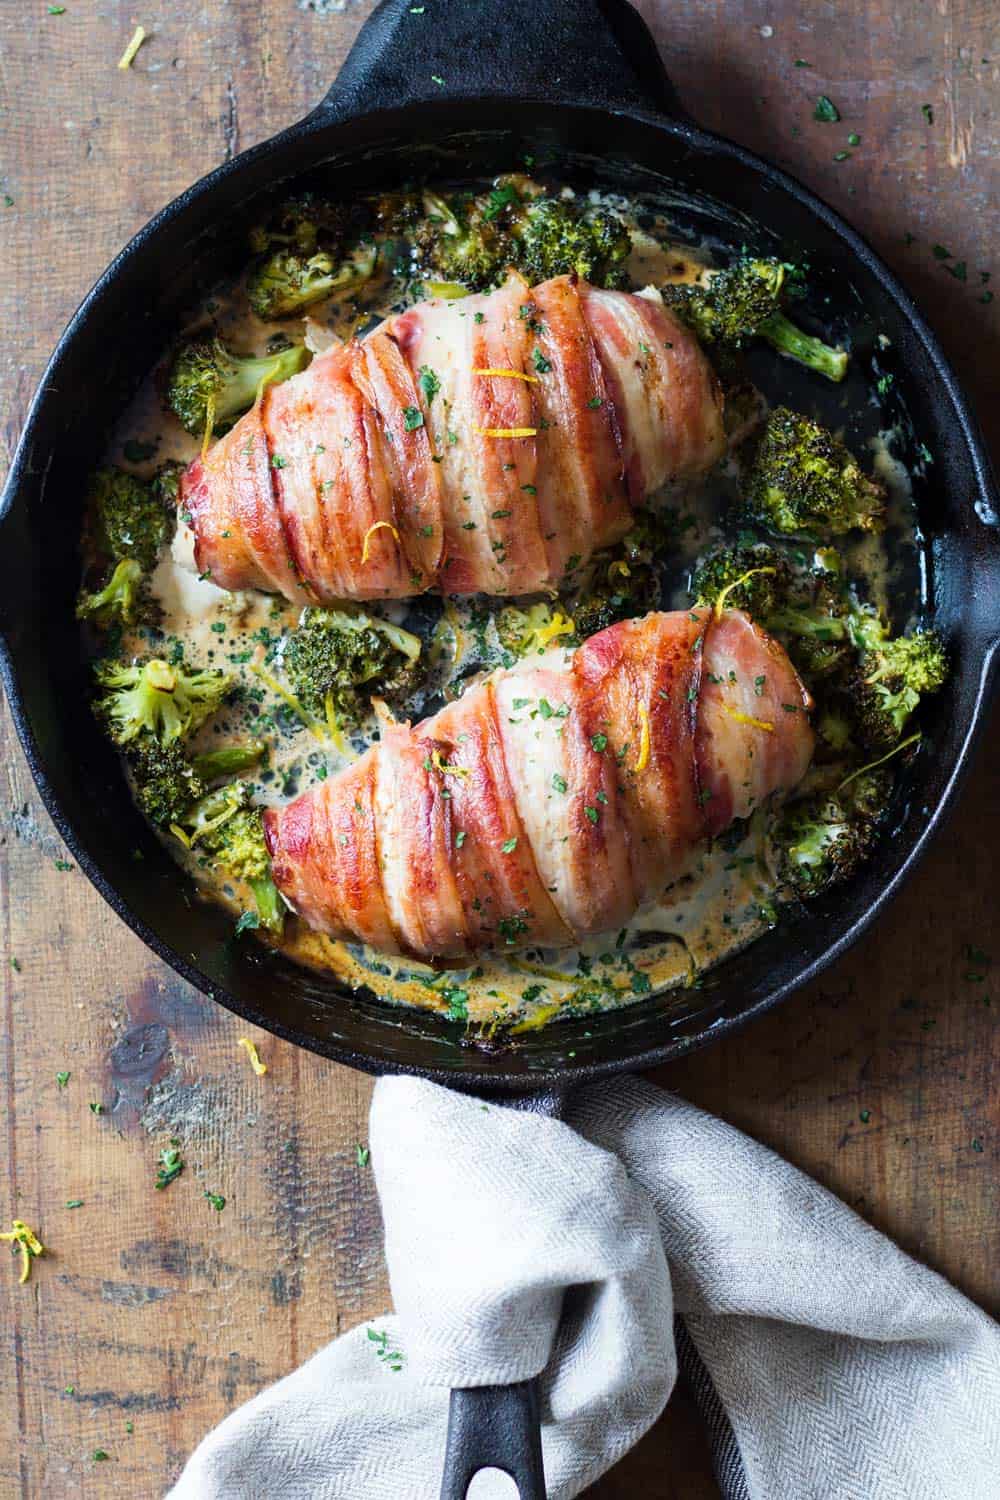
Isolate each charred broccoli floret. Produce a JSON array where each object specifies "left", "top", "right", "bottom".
[
  {"left": 182, "top": 783, "right": 283, "bottom": 933},
  {"left": 772, "top": 769, "right": 890, "bottom": 897},
  {"left": 570, "top": 520, "right": 665, "bottom": 638},
  {"left": 411, "top": 179, "right": 632, "bottom": 292},
  {"left": 281, "top": 608, "right": 422, "bottom": 728},
  {"left": 516, "top": 197, "right": 631, "bottom": 287},
  {"left": 413, "top": 188, "right": 517, "bottom": 292},
  {"left": 88, "top": 467, "right": 173, "bottom": 571},
  {"left": 743, "top": 408, "right": 886, "bottom": 537},
  {"left": 126, "top": 737, "right": 205, "bottom": 828},
  {"left": 852, "top": 630, "right": 948, "bottom": 750},
  {"left": 662, "top": 258, "right": 848, "bottom": 382},
  {"left": 166, "top": 336, "right": 309, "bottom": 436},
  {"left": 248, "top": 194, "right": 354, "bottom": 259},
  {"left": 76, "top": 558, "right": 146, "bottom": 627},
  {"left": 93, "top": 657, "right": 232, "bottom": 748}
]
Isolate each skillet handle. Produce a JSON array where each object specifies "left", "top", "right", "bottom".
[
  {"left": 437, "top": 1085, "right": 568, "bottom": 1499},
  {"left": 318, "top": 0, "right": 682, "bottom": 121}
]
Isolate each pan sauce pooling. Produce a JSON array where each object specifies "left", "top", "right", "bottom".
[{"left": 94, "top": 185, "right": 916, "bottom": 1030}]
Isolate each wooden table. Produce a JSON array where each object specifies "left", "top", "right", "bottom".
[{"left": 1, "top": 2, "right": 997, "bottom": 1493}]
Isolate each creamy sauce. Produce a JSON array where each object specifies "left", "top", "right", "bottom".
[{"left": 92, "top": 190, "right": 890, "bottom": 1033}]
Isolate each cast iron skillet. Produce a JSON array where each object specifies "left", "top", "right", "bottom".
[{"left": 2, "top": 0, "right": 999, "bottom": 1491}]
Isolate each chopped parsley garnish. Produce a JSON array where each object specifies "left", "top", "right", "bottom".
[
  {"left": 813, "top": 95, "right": 840, "bottom": 123},
  {"left": 552, "top": 773, "right": 567, "bottom": 793},
  {"left": 56, "top": 1071, "right": 70, "bottom": 1088},
  {"left": 532, "top": 348, "right": 552, "bottom": 374},
  {"left": 501, "top": 837, "right": 518, "bottom": 854},
  {"left": 418, "top": 366, "right": 440, "bottom": 402},
  {"left": 402, "top": 405, "right": 424, "bottom": 431},
  {"left": 590, "top": 733, "right": 608, "bottom": 752},
  {"left": 204, "top": 1192, "right": 226, "bottom": 1211}
]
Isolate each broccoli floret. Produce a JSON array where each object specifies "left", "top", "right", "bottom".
[
  {"left": 690, "top": 545, "right": 864, "bottom": 681},
  {"left": 743, "top": 408, "right": 886, "bottom": 537},
  {"left": 662, "top": 258, "right": 848, "bottom": 382},
  {"left": 183, "top": 784, "right": 283, "bottom": 933},
  {"left": 516, "top": 197, "right": 631, "bottom": 287},
  {"left": 689, "top": 544, "right": 792, "bottom": 619},
  {"left": 772, "top": 769, "right": 890, "bottom": 897},
  {"left": 88, "top": 467, "right": 173, "bottom": 571},
  {"left": 496, "top": 602, "right": 576, "bottom": 659},
  {"left": 664, "top": 258, "right": 786, "bottom": 345},
  {"left": 127, "top": 736, "right": 205, "bottom": 827},
  {"left": 248, "top": 194, "right": 354, "bottom": 259},
  {"left": 853, "top": 630, "right": 948, "bottom": 750},
  {"left": 413, "top": 189, "right": 517, "bottom": 293},
  {"left": 76, "top": 558, "right": 146, "bottom": 627},
  {"left": 410, "top": 179, "right": 632, "bottom": 292},
  {"left": 247, "top": 241, "right": 378, "bottom": 320},
  {"left": 570, "top": 520, "right": 665, "bottom": 638},
  {"left": 166, "top": 336, "right": 309, "bottom": 437},
  {"left": 281, "top": 608, "right": 422, "bottom": 728},
  {"left": 94, "top": 657, "right": 232, "bottom": 748}
]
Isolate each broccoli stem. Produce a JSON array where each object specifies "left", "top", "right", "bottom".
[
  {"left": 191, "top": 743, "right": 266, "bottom": 781},
  {"left": 758, "top": 312, "right": 849, "bottom": 383},
  {"left": 250, "top": 874, "right": 284, "bottom": 933}
]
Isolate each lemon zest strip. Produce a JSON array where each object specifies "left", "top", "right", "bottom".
[
  {"left": 237, "top": 1038, "right": 268, "bottom": 1076},
  {"left": 713, "top": 566, "right": 776, "bottom": 620},
  {"left": 431, "top": 749, "right": 469, "bottom": 778},
  {"left": 473, "top": 426, "right": 538, "bottom": 438},
  {"left": 719, "top": 702, "right": 775, "bottom": 733},
  {"left": 117, "top": 25, "right": 146, "bottom": 70},
  {"left": 360, "top": 520, "right": 401, "bottom": 565},
  {"left": 635, "top": 704, "right": 651, "bottom": 771},
  {"left": 472, "top": 367, "right": 539, "bottom": 383},
  {"left": 0, "top": 1220, "right": 45, "bottom": 1284}
]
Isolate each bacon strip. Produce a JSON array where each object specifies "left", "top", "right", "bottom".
[
  {"left": 264, "top": 610, "right": 814, "bottom": 960},
  {"left": 183, "top": 275, "right": 726, "bottom": 601}
]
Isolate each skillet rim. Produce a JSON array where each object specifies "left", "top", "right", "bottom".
[{"left": 2, "top": 96, "right": 998, "bottom": 1094}]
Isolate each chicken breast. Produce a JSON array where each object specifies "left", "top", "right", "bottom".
[
  {"left": 180, "top": 275, "right": 725, "bottom": 601},
  {"left": 263, "top": 609, "right": 814, "bottom": 959}
]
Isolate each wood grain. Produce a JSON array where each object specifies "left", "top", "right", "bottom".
[{"left": 0, "top": 2, "right": 997, "bottom": 1494}]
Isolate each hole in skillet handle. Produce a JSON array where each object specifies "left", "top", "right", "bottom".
[
  {"left": 439, "top": 1085, "right": 569, "bottom": 1499},
  {"left": 316, "top": 0, "right": 688, "bottom": 124}
]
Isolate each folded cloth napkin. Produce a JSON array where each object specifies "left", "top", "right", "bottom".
[{"left": 170, "top": 1075, "right": 1000, "bottom": 1500}]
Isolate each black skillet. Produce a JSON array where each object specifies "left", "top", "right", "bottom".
[{"left": 2, "top": 0, "right": 999, "bottom": 1492}]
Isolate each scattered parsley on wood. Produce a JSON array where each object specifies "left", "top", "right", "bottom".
[
  {"left": 65, "top": 1199, "right": 84, "bottom": 1210},
  {"left": 813, "top": 95, "right": 840, "bottom": 123},
  {"left": 204, "top": 1192, "right": 226, "bottom": 1211},
  {"left": 921, "top": 103, "right": 934, "bottom": 124},
  {"left": 56, "top": 1071, "right": 70, "bottom": 1088},
  {"left": 89, "top": 1101, "right": 103, "bottom": 1115},
  {"left": 356, "top": 1144, "right": 371, "bottom": 1168},
  {"left": 155, "top": 1143, "right": 184, "bottom": 1190}
]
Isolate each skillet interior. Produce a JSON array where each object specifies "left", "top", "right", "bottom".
[{"left": 2, "top": 103, "right": 998, "bottom": 1091}]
